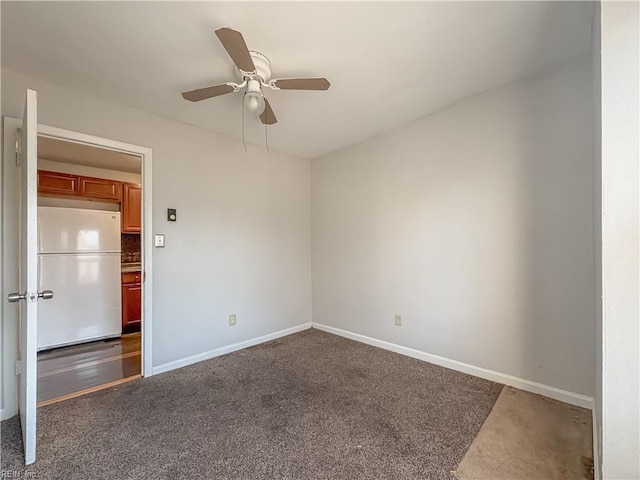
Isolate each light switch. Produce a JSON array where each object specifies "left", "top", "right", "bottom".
[{"left": 154, "top": 234, "right": 165, "bottom": 248}]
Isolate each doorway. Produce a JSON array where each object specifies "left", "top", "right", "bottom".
[
  {"left": 35, "top": 136, "right": 144, "bottom": 405},
  {"left": 1, "top": 117, "right": 153, "bottom": 416}
]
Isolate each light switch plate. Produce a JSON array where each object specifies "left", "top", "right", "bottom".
[{"left": 154, "top": 234, "right": 165, "bottom": 248}]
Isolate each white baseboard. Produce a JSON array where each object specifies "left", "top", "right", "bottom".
[
  {"left": 152, "top": 323, "right": 312, "bottom": 376},
  {"left": 592, "top": 409, "right": 601, "bottom": 480},
  {"left": 0, "top": 408, "right": 15, "bottom": 421},
  {"left": 311, "top": 323, "right": 594, "bottom": 410},
  {"left": 151, "top": 320, "right": 594, "bottom": 410}
]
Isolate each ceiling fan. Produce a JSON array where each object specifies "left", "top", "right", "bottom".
[{"left": 181, "top": 27, "right": 331, "bottom": 126}]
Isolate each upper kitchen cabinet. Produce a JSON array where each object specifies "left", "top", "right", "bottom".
[
  {"left": 121, "top": 183, "right": 141, "bottom": 233},
  {"left": 38, "top": 170, "right": 80, "bottom": 196},
  {"left": 79, "top": 176, "right": 121, "bottom": 201},
  {"left": 38, "top": 170, "right": 121, "bottom": 202}
]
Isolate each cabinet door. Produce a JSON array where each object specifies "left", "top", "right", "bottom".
[
  {"left": 122, "top": 282, "right": 142, "bottom": 331},
  {"left": 80, "top": 176, "right": 121, "bottom": 201},
  {"left": 122, "top": 183, "right": 142, "bottom": 233},
  {"left": 122, "top": 271, "right": 142, "bottom": 284},
  {"left": 38, "top": 170, "right": 79, "bottom": 196}
]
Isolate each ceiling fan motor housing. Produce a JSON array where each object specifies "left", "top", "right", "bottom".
[{"left": 242, "top": 51, "right": 272, "bottom": 83}]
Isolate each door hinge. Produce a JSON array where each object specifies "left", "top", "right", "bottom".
[
  {"left": 15, "top": 133, "right": 21, "bottom": 167},
  {"left": 14, "top": 360, "right": 22, "bottom": 376},
  {"left": 16, "top": 133, "right": 20, "bottom": 167}
]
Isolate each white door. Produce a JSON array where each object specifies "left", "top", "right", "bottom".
[{"left": 7, "top": 89, "right": 50, "bottom": 465}]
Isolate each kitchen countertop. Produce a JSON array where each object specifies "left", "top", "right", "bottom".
[{"left": 121, "top": 263, "right": 141, "bottom": 273}]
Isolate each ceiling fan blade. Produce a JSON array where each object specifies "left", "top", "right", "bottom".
[
  {"left": 215, "top": 27, "right": 256, "bottom": 73},
  {"left": 259, "top": 99, "right": 277, "bottom": 125},
  {"left": 182, "top": 84, "right": 235, "bottom": 102},
  {"left": 272, "top": 78, "right": 330, "bottom": 91}
]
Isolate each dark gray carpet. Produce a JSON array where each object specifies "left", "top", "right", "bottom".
[{"left": 1, "top": 328, "right": 502, "bottom": 479}]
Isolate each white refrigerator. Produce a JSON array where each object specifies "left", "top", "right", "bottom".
[{"left": 37, "top": 207, "right": 122, "bottom": 351}]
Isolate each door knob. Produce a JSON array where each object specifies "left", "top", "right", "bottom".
[
  {"left": 7, "top": 292, "right": 27, "bottom": 303},
  {"left": 7, "top": 291, "right": 53, "bottom": 302},
  {"left": 38, "top": 290, "right": 54, "bottom": 300}
]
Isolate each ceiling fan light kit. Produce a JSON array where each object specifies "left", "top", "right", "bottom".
[
  {"left": 243, "top": 78, "right": 265, "bottom": 115},
  {"left": 244, "top": 91, "right": 265, "bottom": 115},
  {"left": 181, "top": 27, "right": 331, "bottom": 129}
]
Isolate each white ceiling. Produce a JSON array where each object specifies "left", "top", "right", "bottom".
[
  {"left": 2, "top": 2, "right": 593, "bottom": 159},
  {"left": 38, "top": 136, "right": 141, "bottom": 173}
]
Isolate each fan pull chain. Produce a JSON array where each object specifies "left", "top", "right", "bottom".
[
  {"left": 265, "top": 121, "right": 270, "bottom": 153},
  {"left": 241, "top": 98, "right": 247, "bottom": 152}
]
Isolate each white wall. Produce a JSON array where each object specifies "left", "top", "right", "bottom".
[
  {"left": 312, "top": 57, "right": 594, "bottom": 397},
  {"left": 1, "top": 68, "right": 312, "bottom": 418},
  {"left": 599, "top": 2, "right": 640, "bottom": 478}
]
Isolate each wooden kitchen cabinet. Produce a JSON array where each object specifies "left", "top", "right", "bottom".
[
  {"left": 38, "top": 170, "right": 121, "bottom": 202},
  {"left": 79, "top": 176, "right": 121, "bottom": 201},
  {"left": 122, "top": 271, "right": 142, "bottom": 332},
  {"left": 121, "top": 183, "right": 142, "bottom": 233},
  {"left": 38, "top": 170, "right": 80, "bottom": 196}
]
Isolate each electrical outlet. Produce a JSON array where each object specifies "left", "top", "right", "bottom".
[
  {"left": 229, "top": 314, "right": 237, "bottom": 326},
  {"left": 395, "top": 314, "right": 402, "bottom": 326}
]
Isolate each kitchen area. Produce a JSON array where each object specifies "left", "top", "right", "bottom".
[{"left": 35, "top": 136, "right": 143, "bottom": 405}]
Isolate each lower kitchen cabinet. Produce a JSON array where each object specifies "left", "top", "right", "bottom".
[{"left": 122, "top": 272, "right": 141, "bottom": 332}]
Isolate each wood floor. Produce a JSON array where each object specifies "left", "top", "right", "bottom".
[
  {"left": 37, "top": 333, "right": 141, "bottom": 406},
  {"left": 454, "top": 387, "right": 593, "bottom": 480}
]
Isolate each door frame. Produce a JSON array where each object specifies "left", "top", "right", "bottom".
[
  {"left": 37, "top": 123, "right": 154, "bottom": 378},
  {"left": 2, "top": 117, "right": 154, "bottom": 411}
]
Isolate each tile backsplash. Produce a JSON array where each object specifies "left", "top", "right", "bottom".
[{"left": 121, "top": 234, "right": 141, "bottom": 263}]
